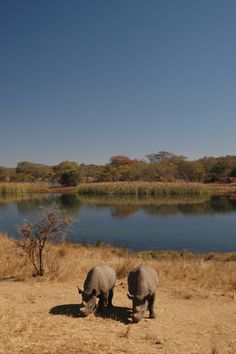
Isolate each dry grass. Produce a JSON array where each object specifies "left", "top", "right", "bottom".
[
  {"left": 0, "top": 234, "right": 136, "bottom": 283},
  {"left": 210, "top": 182, "right": 236, "bottom": 196},
  {"left": 1, "top": 233, "right": 236, "bottom": 296},
  {"left": 1, "top": 233, "right": 236, "bottom": 353},
  {"left": 0, "top": 182, "right": 50, "bottom": 197},
  {"left": 77, "top": 181, "right": 213, "bottom": 196}
]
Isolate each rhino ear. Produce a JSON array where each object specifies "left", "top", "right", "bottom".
[
  {"left": 91, "top": 289, "right": 97, "bottom": 296},
  {"left": 127, "top": 293, "right": 134, "bottom": 300},
  {"left": 78, "top": 287, "right": 83, "bottom": 294}
]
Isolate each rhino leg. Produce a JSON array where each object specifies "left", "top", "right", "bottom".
[
  {"left": 108, "top": 287, "right": 114, "bottom": 307},
  {"left": 148, "top": 294, "right": 156, "bottom": 319},
  {"left": 97, "top": 293, "right": 109, "bottom": 314},
  {"left": 97, "top": 296, "right": 104, "bottom": 311}
]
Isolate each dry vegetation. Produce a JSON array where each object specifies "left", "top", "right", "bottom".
[
  {"left": 77, "top": 181, "right": 213, "bottom": 196},
  {"left": 77, "top": 181, "right": 236, "bottom": 198},
  {"left": 1, "top": 181, "right": 236, "bottom": 199},
  {"left": 1, "top": 233, "right": 236, "bottom": 353},
  {"left": 0, "top": 182, "right": 50, "bottom": 197}
]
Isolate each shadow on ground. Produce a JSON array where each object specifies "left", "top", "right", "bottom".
[
  {"left": 49, "top": 304, "right": 83, "bottom": 318},
  {"left": 96, "top": 306, "right": 132, "bottom": 324},
  {"left": 49, "top": 304, "right": 132, "bottom": 324}
]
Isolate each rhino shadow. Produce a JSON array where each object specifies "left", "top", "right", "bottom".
[
  {"left": 49, "top": 304, "right": 83, "bottom": 318},
  {"left": 95, "top": 306, "right": 132, "bottom": 324},
  {"left": 49, "top": 304, "right": 132, "bottom": 324}
]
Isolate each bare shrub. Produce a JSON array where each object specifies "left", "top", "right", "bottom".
[{"left": 17, "top": 208, "right": 72, "bottom": 276}]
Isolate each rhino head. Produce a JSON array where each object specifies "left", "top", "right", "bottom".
[
  {"left": 78, "top": 288, "right": 97, "bottom": 316},
  {"left": 127, "top": 293, "right": 148, "bottom": 323}
]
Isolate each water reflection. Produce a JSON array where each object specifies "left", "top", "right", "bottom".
[
  {"left": 79, "top": 195, "right": 236, "bottom": 217},
  {"left": 1, "top": 193, "right": 236, "bottom": 252},
  {"left": 57, "top": 194, "right": 82, "bottom": 215},
  {"left": 16, "top": 194, "right": 55, "bottom": 215},
  {"left": 110, "top": 205, "right": 140, "bottom": 219},
  {"left": 1, "top": 194, "right": 236, "bottom": 219}
]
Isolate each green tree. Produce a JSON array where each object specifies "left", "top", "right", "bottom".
[
  {"left": 0, "top": 167, "right": 11, "bottom": 182},
  {"left": 230, "top": 167, "right": 236, "bottom": 178},
  {"left": 11, "top": 173, "right": 36, "bottom": 182},
  {"left": 146, "top": 151, "right": 176, "bottom": 163},
  {"left": 60, "top": 170, "right": 81, "bottom": 186},
  {"left": 16, "top": 161, "right": 53, "bottom": 180},
  {"left": 53, "top": 161, "right": 80, "bottom": 185},
  {"left": 110, "top": 155, "right": 134, "bottom": 167},
  {"left": 210, "top": 161, "right": 226, "bottom": 182},
  {"left": 54, "top": 161, "right": 79, "bottom": 173},
  {"left": 176, "top": 160, "right": 205, "bottom": 182}
]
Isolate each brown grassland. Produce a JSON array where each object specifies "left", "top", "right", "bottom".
[{"left": 1, "top": 233, "right": 236, "bottom": 354}]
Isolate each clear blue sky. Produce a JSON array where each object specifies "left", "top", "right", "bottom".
[{"left": 1, "top": 0, "right": 236, "bottom": 167}]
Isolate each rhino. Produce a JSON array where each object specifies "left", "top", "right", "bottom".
[
  {"left": 127, "top": 265, "right": 158, "bottom": 323},
  {"left": 78, "top": 264, "right": 116, "bottom": 316}
]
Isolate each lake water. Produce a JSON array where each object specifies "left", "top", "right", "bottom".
[{"left": 1, "top": 194, "right": 236, "bottom": 252}]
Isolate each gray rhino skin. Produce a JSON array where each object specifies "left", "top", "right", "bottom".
[
  {"left": 127, "top": 265, "right": 158, "bottom": 323},
  {"left": 78, "top": 264, "right": 116, "bottom": 316}
]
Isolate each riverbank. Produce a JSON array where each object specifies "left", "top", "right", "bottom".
[
  {"left": 1, "top": 233, "right": 236, "bottom": 290},
  {"left": 1, "top": 233, "right": 236, "bottom": 353},
  {"left": 1, "top": 181, "right": 236, "bottom": 198}
]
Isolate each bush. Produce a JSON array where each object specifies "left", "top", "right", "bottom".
[
  {"left": 60, "top": 170, "right": 81, "bottom": 186},
  {"left": 18, "top": 208, "right": 72, "bottom": 276}
]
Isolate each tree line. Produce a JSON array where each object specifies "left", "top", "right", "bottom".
[{"left": 1, "top": 152, "right": 236, "bottom": 186}]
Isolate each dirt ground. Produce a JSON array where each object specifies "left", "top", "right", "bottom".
[{"left": 1, "top": 279, "right": 236, "bottom": 354}]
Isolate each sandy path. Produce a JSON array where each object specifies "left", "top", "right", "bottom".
[{"left": 0, "top": 280, "right": 236, "bottom": 354}]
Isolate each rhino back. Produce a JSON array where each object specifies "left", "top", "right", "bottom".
[
  {"left": 128, "top": 265, "right": 158, "bottom": 298},
  {"left": 84, "top": 264, "right": 116, "bottom": 295}
]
